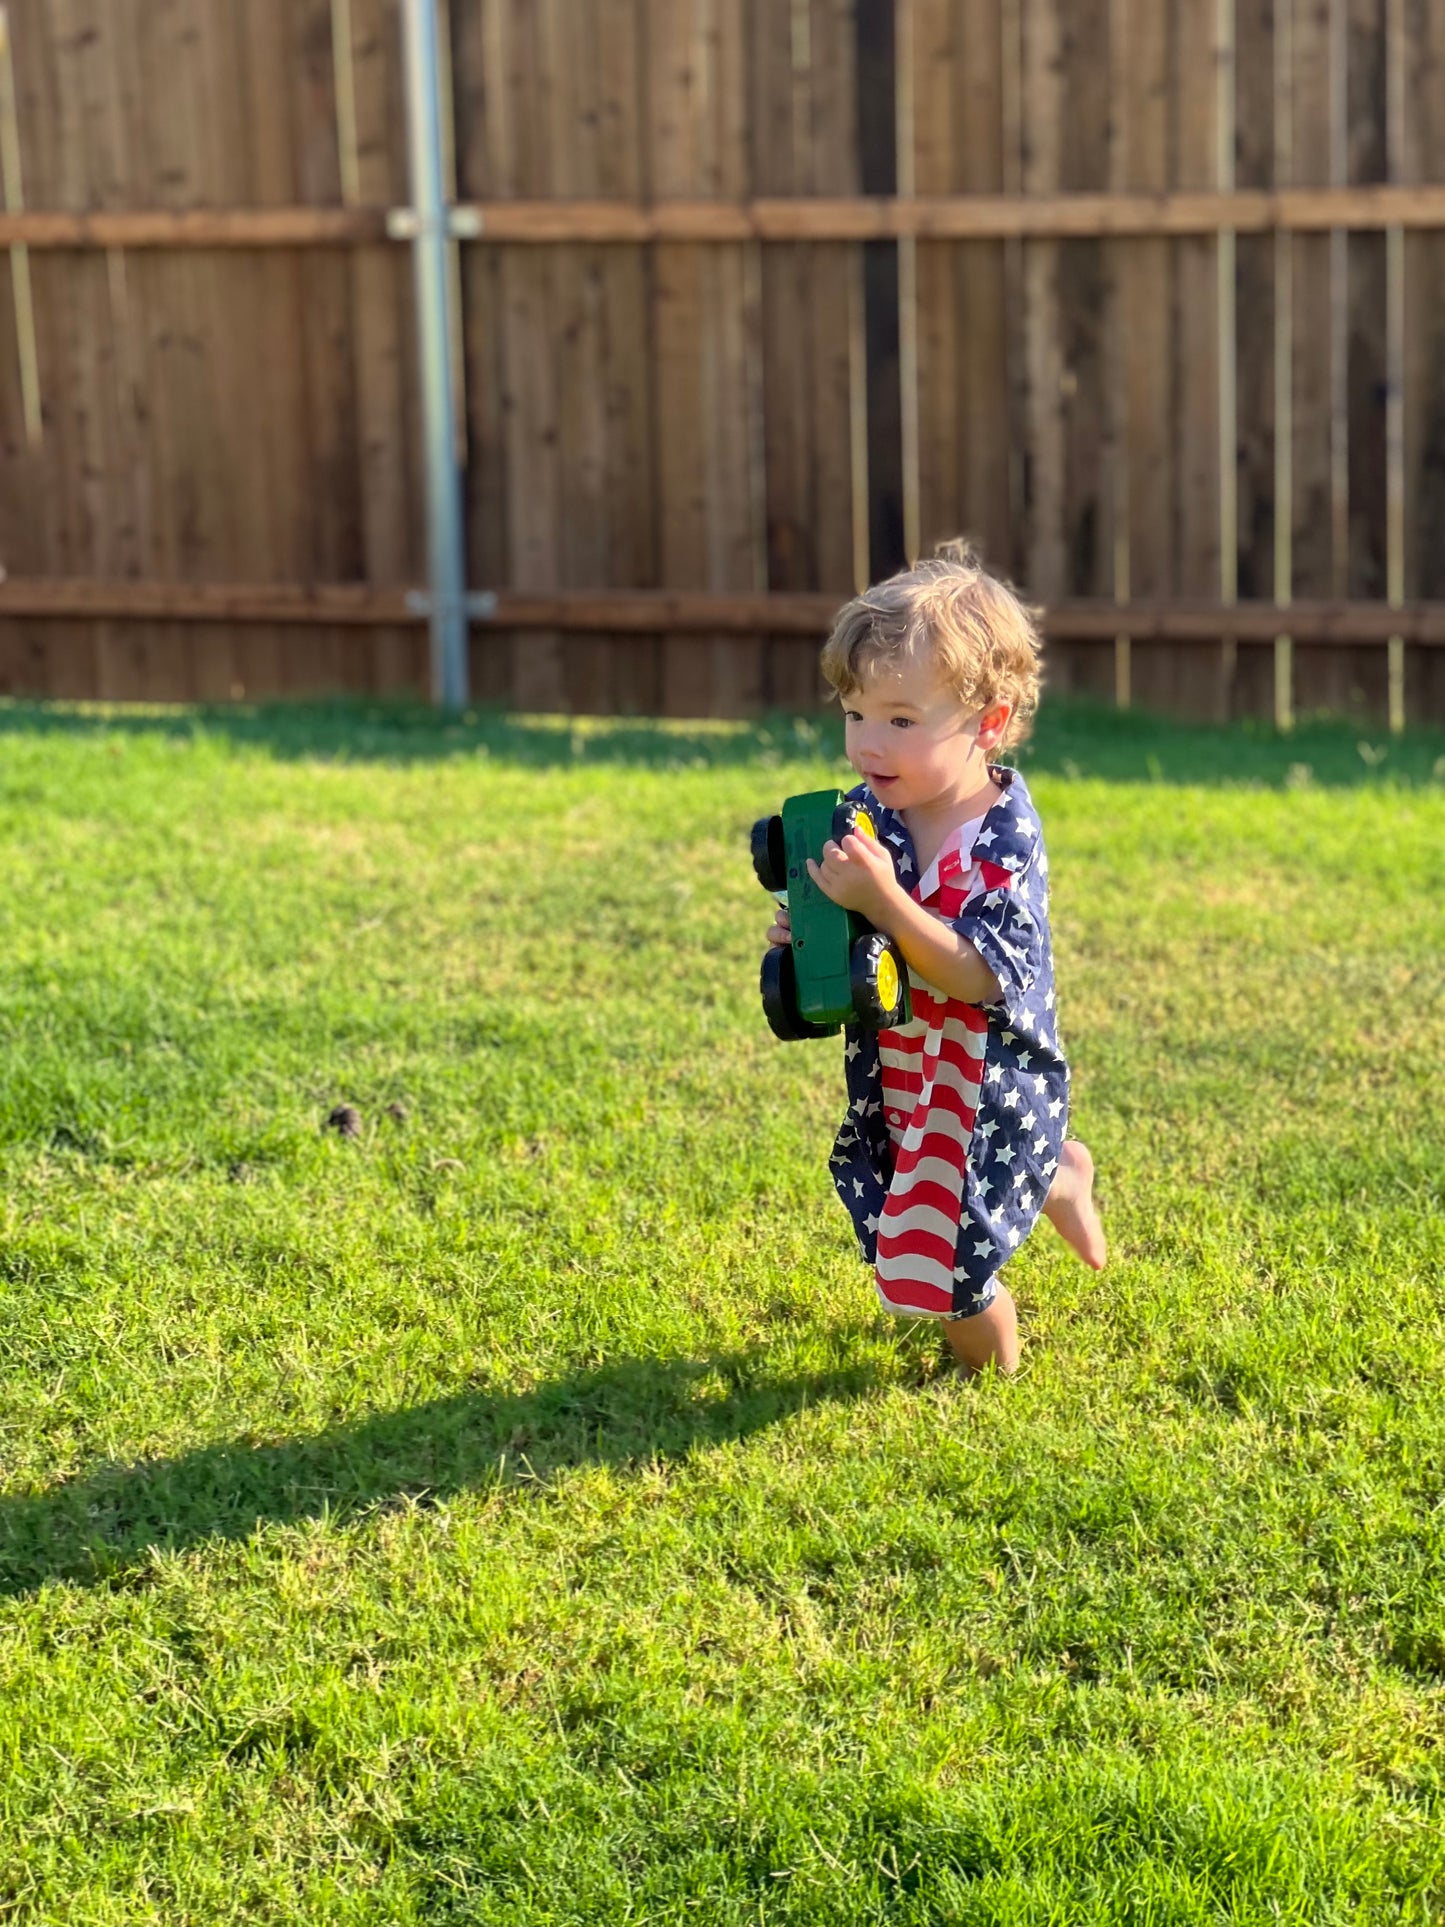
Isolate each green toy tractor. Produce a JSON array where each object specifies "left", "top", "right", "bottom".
[{"left": 750, "top": 789, "right": 913, "bottom": 1041}]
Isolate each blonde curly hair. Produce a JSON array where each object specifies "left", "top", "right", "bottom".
[{"left": 819, "top": 540, "right": 1043, "bottom": 756}]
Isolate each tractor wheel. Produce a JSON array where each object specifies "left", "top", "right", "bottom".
[
  {"left": 850, "top": 931, "right": 909, "bottom": 1030},
  {"left": 761, "top": 944, "right": 833, "bottom": 1041},
  {"left": 750, "top": 814, "right": 786, "bottom": 892},
  {"left": 831, "top": 798, "right": 878, "bottom": 845}
]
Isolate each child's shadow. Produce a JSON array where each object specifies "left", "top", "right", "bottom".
[{"left": 0, "top": 1347, "right": 879, "bottom": 1597}]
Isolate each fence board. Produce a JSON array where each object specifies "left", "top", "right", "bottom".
[
  {"left": 1287, "top": 0, "right": 1344, "bottom": 721},
  {"left": 753, "top": 0, "right": 856, "bottom": 713},
  {"left": 591, "top": 0, "right": 658, "bottom": 715},
  {"left": 1019, "top": 0, "right": 1065, "bottom": 613},
  {"left": 910, "top": 0, "right": 1013, "bottom": 581},
  {"left": 541, "top": 0, "right": 608, "bottom": 715},
  {"left": 1344, "top": 0, "right": 1389, "bottom": 721},
  {"left": 350, "top": 0, "right": 424, "bottom": 697},
  {"left": 1109, "top": 0, "right": 1170, "bottom": 714},
  {"left": 646, "top": 0, "right": 765, "bottom": 717},
  {"left": 1171, "top": 0, "right": 1225, "bottom": 719},
  {"left": 1232, "top": 0, "right": 1279, "bottom": 718},
  {"left": 1057, "top": 0, "right": 1111, "bottom": 704},
  {"left": 1403, "top": 0, "right": 1445, "bottom": 724}
]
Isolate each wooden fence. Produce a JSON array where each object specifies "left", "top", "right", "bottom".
[{"left": 2, "top": 0, "right": 1445, "bottom": 727}]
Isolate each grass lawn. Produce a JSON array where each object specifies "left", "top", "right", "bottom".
[{"left": 0, "top": 695, "right": 1442, "bottom": 1924}]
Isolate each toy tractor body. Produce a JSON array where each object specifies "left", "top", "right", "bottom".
[{"left": 750, "top": 790, "right": 913, "bottom": 1041}]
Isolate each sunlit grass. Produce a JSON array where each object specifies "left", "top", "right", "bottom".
[{"left": 0, "top": 698, "right": 1441, "bottom": 1924}]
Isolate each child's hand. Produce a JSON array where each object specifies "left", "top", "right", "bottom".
[
  {"left": 807, "top": 832, "right": 899, "bottom": 922},
  {"left": 766, "top": 902, "right": 791, "bottom": 948}
]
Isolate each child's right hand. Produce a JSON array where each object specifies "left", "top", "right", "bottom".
[{"left": 766, "top": 902, "right": 791, "bottom": 948}]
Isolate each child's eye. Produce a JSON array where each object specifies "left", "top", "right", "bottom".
[
  {"left": 843, "top": 710, "right": 862, "bottom": 723},
  {"left": 889, "top": 716, "right": 914, "bottom": 729}
]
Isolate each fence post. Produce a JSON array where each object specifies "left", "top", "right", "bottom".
[{"left": 398, "top": 0, "right": 469, "bottom": 708}]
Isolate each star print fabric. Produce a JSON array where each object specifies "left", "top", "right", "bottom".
[{"left": 828, "top": 768, "right": 1068, "bottom": 1319}]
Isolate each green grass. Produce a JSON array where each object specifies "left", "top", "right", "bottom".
[{"left": 0, "top": 696, "right": 1442, "bottom": 1925}]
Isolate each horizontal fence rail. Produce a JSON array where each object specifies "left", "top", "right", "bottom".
[
  {"left": 4, "top": 580, "right": 1445, "bottom": 646},
  {"left": 10, "top": 187, "right": 1445, "bottom": 249}
]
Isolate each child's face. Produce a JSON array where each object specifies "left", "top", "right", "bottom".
[{"left": 840, "top": 655, "right": 1009, "bottom": 816}]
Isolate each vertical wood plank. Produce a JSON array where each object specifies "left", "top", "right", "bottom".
[
  {"left": 1273, "top": 0, "right": 1295, "bottom": 728},
  {"left": 1383, "top": 0, "right": 1404, "bottom": 730},
  {"left": 1217, "top": 0, "right": 1239, "bottom": 698},
  {"left": 1289, "top": 0, "right": 1336, "bottom": 721},
  {"left": 1108, "top": 0, "right": 1170, "bottom": 707},
  {"left": 704, "top": 0, "right": 766, "bottom": 713},
  {"left": 592, "top": 0, "right": 659, "bottom": 714},
  {"left": 909, "top": 0, "right": 961, "bottom": 555},
  {"left": 228, "top": 0, "right": 307, "bottom": 698},
  {"left": 754, "top": 0, "right": 857, "bottom": 712},
  {"left": 1173, "top": 0, "right": 1224, "bottom": 718},
  {"left": 289, "top": 0, "right": 362, "bottom": 696},
  {"left": 540, "top": 0, "right": 607, "bottom": 713},
  {"left": 1232, "top": 0, "right": 1278, "bottom": 719},
  {"left": 895, "top": 0, "right": 919, "bottom": 563},
  {"left": 456, "top": 0, "right": 514, "bottom": 704},
  {"left": 0, "top": 232, "right": 47, "bottom": 691},
  {"left": 648, "top": 0, "right": 765, "bottom": 718},
  {"left": 349, "top": 0, "right": 423, "bottom": 696},
  {"left": 23, "top": 0, "right": 104, "bottom": 697},
  {"left": 495, "top": 1, "right": 565, "bottom": 710},
  {"left": 856, "top": 0, "right": 904, "bottom": 580},
  {"left": 1402, "top": 0, "right": 1445, "bottom": 725},
  {"left": 910, "top": 0, "right": 1011, "bottom": 579},
  {"left": 1344, "top": 0, "right": 1389, "bottom": 720},
  {"left": 1057, "top": 0, "right": 1112, "bottom": 703},
  {"left": 3, "top": 2, "right": 74, "bottom": 694},
  {"left": 1019, "top": 0, "right": 1065, "bottom": 610}
]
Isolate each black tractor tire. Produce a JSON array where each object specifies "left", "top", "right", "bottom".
[
  {"left": 750, "top": 814, "right": 787, "bottom": 893},
  {"left": 760, "top": 944, "right": 834, "bottom": 1042},
  {"left": 831, "top": 798, "right": 878, "bottom": 846},
  {"left": 850, "top": 930, "right": 909, "bottom": 1030}
]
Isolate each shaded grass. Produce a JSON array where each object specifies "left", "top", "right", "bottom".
[
  {"left": 0, "top": 698, "right": 1442, "bottom": 1923},
  {"left": 3, "top": 690, "right": 1445, "bottom": 786}
]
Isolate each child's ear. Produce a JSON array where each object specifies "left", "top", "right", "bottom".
[{"left": 978, "top": 701, "right": 1011, "bottom": 747}]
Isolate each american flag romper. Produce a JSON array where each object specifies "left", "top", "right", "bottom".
[{"left": 828, "top": 767, "right": 1069, "bottom": 1320}]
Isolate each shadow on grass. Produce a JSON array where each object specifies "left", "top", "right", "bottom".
[
  {"left": 1, "top": 695, "right": 1442, "bottom": 787},
  {"left": 0, "top": 1348, "right": 880, "bottom": 1597}
]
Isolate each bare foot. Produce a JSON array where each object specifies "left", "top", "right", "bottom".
[
  {"left": 1041, "top": 1140, "right": 1107, "bottom": 1270},
  {"left": 942, "top": 1285, "right": 1020, "bottom": 1377}
]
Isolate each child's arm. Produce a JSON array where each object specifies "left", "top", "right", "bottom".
[{"left": 807, "top": 834, "right": 1001, "bottom": 1007}]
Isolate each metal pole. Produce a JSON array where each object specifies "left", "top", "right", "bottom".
[{"left": 399, "top": 0, "right": 468, "bottom": 708}]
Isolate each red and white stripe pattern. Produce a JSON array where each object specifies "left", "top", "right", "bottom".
[
  {"left": 873, "top": 839, "right": 990, "bottom": 1316},
  {"left": 829, "top": 771, "right": 1067, "bottom": 1321}
]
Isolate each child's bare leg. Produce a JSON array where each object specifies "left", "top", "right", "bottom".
[
  {"left": 1041, "top": 1140, "right": 1106, "bottom": 1270},
  {"left": 942, "top": 1285, "right": 1019, "bottom": 1377}
]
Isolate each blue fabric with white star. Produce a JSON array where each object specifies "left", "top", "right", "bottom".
[{"left": 828, "top": 766, "right": 1069, "bottom": 1317}]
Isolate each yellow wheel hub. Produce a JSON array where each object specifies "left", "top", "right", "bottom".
[
  {"left": 875, "top": 949, "right": 900, "bottom": 1012},
  {"left": 854, "top": 808, "right": 876, "bottom": 839}
]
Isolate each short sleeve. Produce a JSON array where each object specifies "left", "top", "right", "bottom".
[{"left": 950, "top": 825, "right": 1044, "bottom": 1010}]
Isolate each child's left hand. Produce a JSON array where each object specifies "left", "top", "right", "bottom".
[{"left": 807, "top": 832, "right": 900, "bottom": 923}]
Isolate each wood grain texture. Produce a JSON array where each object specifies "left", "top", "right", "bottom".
[
  {"left": 909, "top": 0, "right": 1013, "bottom": 577},
  {"left": 7, "top": 577, "right": 1445, "bottom": 641},
  {"left": 1, "top": 0, "right": 1443, "bottom": 721},
  {"left": 1402, "top": 0, "right": 1445, "bottom": 723},
  {"left": 647, "top": 0, "right": 766, "bottom": 717},
  {"left": 753, "top": 0, "right": 857, "bottom": 712},
  {"left": 1232, "top": 0, "right": 1280, "bottom": 719}
]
